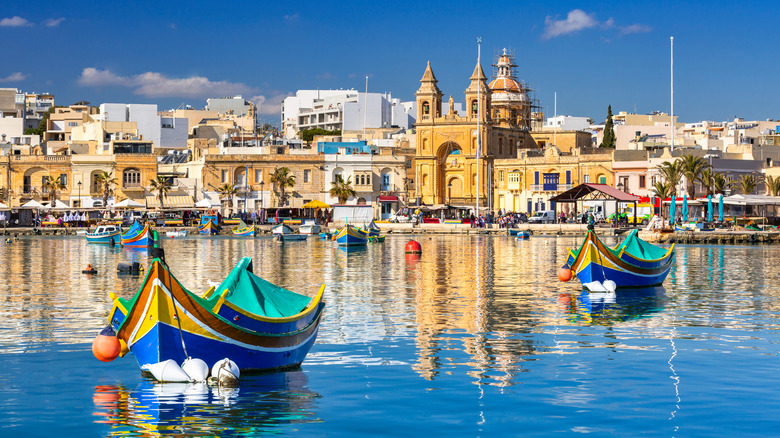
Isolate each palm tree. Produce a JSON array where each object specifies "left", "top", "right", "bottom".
[
  {"left": 329, "top": 175, "right": 356, "bottom": 204},
  {"left": 217, "top": 183, "right": 239, "bottom": 212},
  {"left": 95, "top": 171, "right": 117, "bottom": 207},
  {"left": 713, "top": 173, "right": 733, "bottom": 195},
  {"left": 697, "top": 168, "right": 716, "bottom": 198},
  {"left": 656, "top": 160, "right": 683, "bottom": 196},
  {"left": 270, "top": 167, "right": 295, "bottom": 207},
  {"left": 679, "top": 154, "right": 711, "bottom": 199},
  {"left": 149, "top": 176, "right": 172, "bottom": 210},
  {"left": 765, "top": 175, "right": 780, "bottom": 196},
  {"left": 651, "top": 180, "right": 672, "bottom": 220},
  {"left": 734, "top": 173, "right": 763, "bottom": 195},
  {"left": 42, "top": 175, "right": 66, "bottom": 203}
]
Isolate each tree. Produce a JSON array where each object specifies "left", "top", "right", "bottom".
[
  {"left": 713, "top": 173, "right": 733, "bottom": 195},
  {"left": 679, "top": 154, "right": 711, "bottom": 199},
  {"left": 299, "top": 128, "right": 341, "bottom": 142},
  {"left": 599, "top": 105, "right": 616, "bottom": 148},
  {"left": 270, "top": 167, "right": 295, "bottom": 207},
  {"left": 329, "top": 175, "right": 356, "bottom": 204},
  {"left": 656, "top": 160, "right": 683, "bottom": 195},
  {"left": 217, "top": 183, "right": 239, "bottom": 212},
  {"left": 698, "top": 168, "right": 716, "bottom": 198},
  {"left": 95, "top": 171, "right": 117, "bottom": 207},
  {"left": 766, "top": 175, "right": 780, "bottom": 196},
  {"left": 734, "top": 173, "right": 762, "bottom": 195},
  {"left": 149, "top": 176, "right": 172, "bottom": 210},
  {"left": 651, "top": 180, "right": 672, "bottom": 220},
  {"left": 42, "top": 175, "right": 66, "bottom": 203}
]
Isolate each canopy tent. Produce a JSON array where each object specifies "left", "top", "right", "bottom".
[
  {"left": 145, "top": 195, "right": 195, "bottom": 209},
  {"left": 300, "top": 199, "right": 331, "bottom": 209},
  {"left": 195, "top": 198, "right": 222, "bottom": 208},
  {"left": 43, "top": 200, "right": 70, "bottom": 210},
  {"left": 21, "top": 200, "right": 45, "bottom": 209},
  {"left": 0, "top": 201, "right": 9, "bottom": 209},
  {"left": 549, "top": 183, "right": 641, "bottom": 224},
  {"left": 114, "top": 198, "right": 144, "bottom": 208}
]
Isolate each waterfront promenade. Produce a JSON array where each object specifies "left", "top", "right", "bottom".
[{"left": 4, "top": 221, "right": 780, "bottom": 244}]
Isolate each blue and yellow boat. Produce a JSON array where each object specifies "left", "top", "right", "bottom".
[
  {"left": 232, "top": 220, "right": 256, "bottom": 237},
  {"left": 108, "top": 257, "right": 326, "bottom": 372},
  {"left": 566, "top": 230, "right": 674, "bottom": 288},
  {"left": 198, "top": 216, "right": 222, "bottom": 235},
  {"left": 120, "top": 221, "right": 152, "bottom": 248},
  {"left": 360, "top": 220, "right": 381, "bottom": 237},
  {"left": 335, "top": 224, "right": 368, "bottom": 246}
]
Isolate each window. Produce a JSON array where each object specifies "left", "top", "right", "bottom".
[
  {"left": 471, "top": 100, "right": 478, "bottom": 116},
  {"left": 123, "top": 168, "right": 141, "bottom": 187},
  {"left": 565, "top": 170, "right": 571, "bottom": 185},
  {"left": 60, "top": 174, "right": 67, "bottom": 187},
  {"left": 508, "top": 173, "right": 520, "bottom": 183},
  {"left": 304, "top": 169, "right": 310, "bottom": 183},
  {"left": 366, "top": 173, "right": 371, "bottom": 185},
  {"left": 422, "top": 101, "right": 430, "bottom": 115},
  {"left": 381, "top": 173, "right": 391, "bottom": 191},
  {"left": 598, "top": 175, "right": 607, "bottom": 184},
  {"left": 68, "top": 122, "right": 79, "bottom": 127},
  {"left": 639, "top": 175, "right": 646, "bottom": 189},
  {"left": 499, "top": 171, "right": 504, "bottom": 182},
  {"left": 255, "top": 169, "right": 262, "bottom": 182},
  {"left": 584, "top": 175, "right": 590, "bottom": 183},
  {"left": 222, "top": 170, "right": 229, "bottom": 183}
]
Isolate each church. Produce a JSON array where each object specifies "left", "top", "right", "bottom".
[{"left": 412, "top": 50, "right": 542, "bottom": 210}]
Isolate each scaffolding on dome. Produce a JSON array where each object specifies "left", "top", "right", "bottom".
[{"left": 489, "top": 48, "right": 542, "bottom": 132}]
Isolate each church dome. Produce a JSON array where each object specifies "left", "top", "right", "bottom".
[{"left": 489, "top": 77, "right": 521, "bottom": 93}]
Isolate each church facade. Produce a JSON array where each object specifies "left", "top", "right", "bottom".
[{"left": 412, "top": 51, "right": 540, "bottom": 210}]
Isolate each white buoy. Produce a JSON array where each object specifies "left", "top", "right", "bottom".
[
  {"left": 141, "top": 359, "right": 192, "bottom": 382},
  {"left": 181, "top": 358, "right": 209, "bottom": 381},
  {"left": 211, "top": 358, "right": 240, "bottom": 387},
  {"left": 603, "top": 280, "right": 617, "bottom": 293}
]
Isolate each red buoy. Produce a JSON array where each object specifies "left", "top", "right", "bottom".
[
  {"left": 92, "top": 325, "right": 121, "bottom": 362},
  {"left": 558, "top": 263, "right": 573, "bottom": 282},
  {"left": 405, "top": 240, "right": 422, "bottom": 254}
]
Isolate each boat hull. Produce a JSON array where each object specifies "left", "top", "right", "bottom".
[
  {"left": 335, "top": 225, "right": 367, "bottom": 246},
  {"left": 198, "top": 220, "right": 220, "bottom": 235},
  {"left": 232, "top": 226, "right": 256, "bottom": 237},
  {"left": 121, "top": 224, "right": 152, "bottom": 248},
  {"left": 567, "top": 231, "right": 674, "bottom": 288},
  {"left": 272, "top": 224, "right": 293, "bottom": 234},
  {"left": 86, "top": 231, "right": 121, "bottom": 244},
  {"left": 279, "top": 234, "right": 307, "bottom": 241},
  {"left": 299, "top": 224, "right": 321, "bottom": 234},
  {"left": 110, "top": 260, "right": 325, "bottom": 372}
]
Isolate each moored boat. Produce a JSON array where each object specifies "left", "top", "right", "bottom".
[
  {"left": 272, "top": 223, "right": 293, "bottom": 234},
  {"left": 108, "top": 256, "right": 326, "bottom": 372},
  {"left": 86, "top": 224, "right": 122, "bottom": 244},
  {"left": 299, "top": 219, "right": 321, "bottom": 235},
  {"left": 232, "top": 220, "right": 256, "bottom": 237},
  {"left": 277, "top": 233, "right": 308, "bottom": 242},
  {"left": 360, "top": 220, "right": 381, "bottom": 237},
  {"left": 198, "top": 219, "right": 220, "bottom": 235},
  {"left": 120, "top": 221, "right": 152, "bottom": 248},
  {"left": 335, "top": 224, "right": 368, "bottom": 246},
  {"left": 566, "top": 230, "right": 674, "bottom": 288}
]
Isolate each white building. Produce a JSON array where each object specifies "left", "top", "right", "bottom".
[
  {"left": 100, "top": 103, "right": 188, "bottom": 149},
  {"left": 281, "top": 90, "right": 416, "bottom": 138},
  {"left": 543, "top": 115, "right": 590, "bottom": 131}
]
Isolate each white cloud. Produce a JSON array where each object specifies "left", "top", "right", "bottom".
[
  {"left": 620, "top": 24, "right": 652, "bottom": 35},
  {"left": 42, "top": 17, "right": 65, "bottom": 27},
  {"left": 0, "top": 72, "right": 27, "bottom": 82},
  {"left": 542, "top": 9, "right": 598, "bottom": 39},
  {"left": 78, "top": 67, "right": 258, "bottom": 98},
  {"left": 0, "top": 16, "right": 32, "bottom": 27},
  {"left": 250, "top": 93, "right": 294, "bottom": 116},
  {"left": 542, "top": 10, "right": 650, "bottom": 39},
  {"left": 284, "top": 13, "right": 299, "bottom": 22}
]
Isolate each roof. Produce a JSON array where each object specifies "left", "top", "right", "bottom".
[
  {"left": 145, "top": 195, "right": 194, "bottom": 209},
  {"left": 549, "top": 183, "right": 641, "bottom": 202},
  {"left": 489, "top": 77, "right": 521, "bottom": 93}
]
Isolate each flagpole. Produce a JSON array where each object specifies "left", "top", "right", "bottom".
[
  {"left": 476, "top": 36, "right": 482, "bottom": 218},
  {"left": 670, "top": 36, "right": 674, "bottom": 152}
]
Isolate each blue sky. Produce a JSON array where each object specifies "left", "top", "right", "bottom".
[{"left": 1, "top": 1, "right": 777, "bottom": 125}]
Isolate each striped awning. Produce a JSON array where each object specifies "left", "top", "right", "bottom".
[{"left": 145, "top": 195, "right": 195, "bottom": 209}]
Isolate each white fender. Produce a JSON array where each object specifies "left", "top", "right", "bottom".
[
  {"left": 211, "top": 358, "right": 240, "bottom": 386},
  {"left": 602, "top": 280, "right": 617, "bottom": 293},
  {"left": 583, "top": 281, "right": 606, "bottom": 292},
  {"left": 141, "top": 359, "right": 192, "bottom": 382},
  {"left": 181, "top": 358, "right": 209, "bottom": 382}
]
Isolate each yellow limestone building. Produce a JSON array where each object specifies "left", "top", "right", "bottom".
[{"left": 413, "top": 50, "right": 536, "bottom": 209}]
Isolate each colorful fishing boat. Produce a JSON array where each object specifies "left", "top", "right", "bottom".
[
  {"left": 360, "top": 220, "right": 381, "bottom": 237},
  {"left": 86, "top": 224, "right": 122, "bottom": 244},
  {"left": 335, "top": 224, "right": 368, "bottom": 246},
  {"left": 120, "top": 221, "right": 152, "bottom": 248},
  {"left": 108, "top": 256, "right": 326, "bottom": 372},
  {"left": 232, "top": 220, "right": 256, "bottom": 237},
  {"left": 198, "top": 216, "right": 222, "bottom": 235},
  {"left": 272, "top": 223, "right": 293, "bottom": 235},
  {"left": 368, "top": 235, "right": 385, "bottom": 243},
  {"left": 566, "top": 230, "right": 674, "bottom": 288}
]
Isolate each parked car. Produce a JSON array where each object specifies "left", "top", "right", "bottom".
[{"left": 527, "top": 210, "right": 556, "bottom": 224}]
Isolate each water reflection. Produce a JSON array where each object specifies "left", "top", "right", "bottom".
[
  {"left": 559, "top": 287, "right": 667, "bottom": 326},
  {"left": 93, "top": 370, "right": 321, "bottom": 436}
]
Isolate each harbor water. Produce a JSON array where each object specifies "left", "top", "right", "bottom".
[{"left": 2, "top": 234, "right": 780, "bottom": 436}]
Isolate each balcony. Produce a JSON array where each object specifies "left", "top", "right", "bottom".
[{"left": 530, "top": 184, "right": 573, "bottom": 192}]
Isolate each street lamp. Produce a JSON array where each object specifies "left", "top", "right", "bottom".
[
  {"left": 259, "top": 180, "right": 265, "bottom": 224},
  {"left": 244, "top": 164, "right": 251, "bottom": 217},
  {"left": 617, "top": 182, "right": 624, "bottom": 192},
  {"left": 77, "top": 181, "right": 82, "bottom": 208},
  {"left": 447, "top": 181, "right": 452, "bottom": 205}
]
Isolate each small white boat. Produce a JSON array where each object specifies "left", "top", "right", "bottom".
[
  {"left": 299, "top": 219, "right": 321, "bottom": 235},
  {"left": 75, "top": 230, "right": 87, "bottom": 236},
  {"left": 166, "top": 230, "right": 189, "bottom": 238},
  {"left": 271, "top": 223, "right": 293, "bottom": 235}
]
